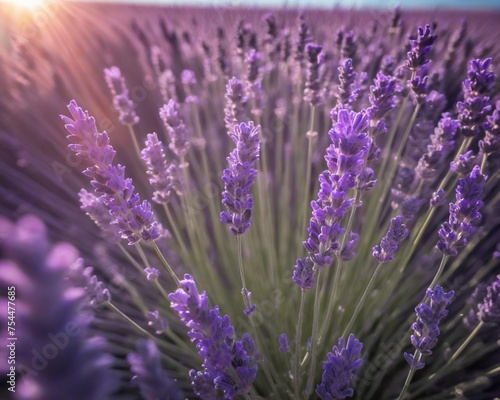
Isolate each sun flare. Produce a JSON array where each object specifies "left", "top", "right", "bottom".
[{"left": 8, "top": 0, "right": 46, "bottom": 10}]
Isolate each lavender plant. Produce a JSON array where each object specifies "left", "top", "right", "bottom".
[{"left": 1, "top": 4, "right": 499, "bottom": 400}]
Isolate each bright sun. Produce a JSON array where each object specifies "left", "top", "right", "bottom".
[{"left": 9, "top": 0, "right": 46, "bottom": 10}]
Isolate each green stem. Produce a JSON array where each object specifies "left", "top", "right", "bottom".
[
  {"left": 152, "top": 242, "right": 181, "bottom": 287},
  {"left": 305, "top": 268, "right": 322, "bottom": 395},
  {"left": 106, "top": 301, "right": 155, "bottom": 340},
  {"left": 301, "top": 106, "right": 316, "bottom": 237},
  {"left": 397, "top": 350, "right": 421, "bottom": 400},
  {"left": 342, "top": 263, "right": 383, "bottom": 339},
  {"left": 237, "top": 235, "right": 251, "bottom": 312},
  {"left": 427, "top": 254, "right": 448, "bottom": 293},
  {"left": 293, "top": 289, "right": 306, "bottom": 399},
  {"left": 480, "top": 153, "right": 488, "bottom": 174},
  {"left": 447, "top": 321, "right": 484, "bottom": 364},
  {"left": 127, "top": 124, "right": 143, "bottom": 159}
]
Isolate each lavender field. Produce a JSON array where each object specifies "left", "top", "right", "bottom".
[{"left": 0, "top": 2, "right": 500, "bottom": 399}]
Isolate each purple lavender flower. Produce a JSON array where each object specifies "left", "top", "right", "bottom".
[
  {"left": 304, "top": 43, "right": 324, "bottom": 107},
  {"left": 463, "top": 283, "right": 488, "bottom": 328},
  {"left": 220, "top": 121, "right": 260, "bottom": 236},
  {"left": 335, "top": 59, "right": 359, "bottom": 111},
  {"left": 477, "top": 275, "right": 500, "bottom": 325},
  {"left": 78, "top": 189, "right": 121, "bottom": 242},
  {"left": 144, "top": 267, "right": 160, "bottom": 281},
  {"left": 372, "top": 216, "right": 409, "bottom": 264},
  {"left": 480, "top": 101, "right": 500, "bottom": 156},
  {"left": 294, "top": 13, "right": 312, "bottom": 64},
  {"left": 279, "top": 333, "right": 290, "bottom": 353},
  {"left": 430, "top": 189, "right": 446, "bottom": 207},
  {"left": 293, "top": 256, "right": 316, "bottom": 289},
  {"left": 61, "top": 100, "right": 160, "bottom": 245},
  {"left": 416, "top": 115, "right": 460, "bottom": 181},
  {"left": 181, "top": 69, "right": 198, "bottom": 103},
  {"left": 0, "top": 215, "right": 117, "bottom": 399},
  {"left": 367, "top": 72, "right": 397, "bottom": 136},
  {"left": 104, "top": 66, "right": 139, "bottom": 125},
  {"left": 224, "top": 77, "right": 248, "bottom": 134},
  {"left": 404, "top": 286, "right": 454, "bottom": 370},
  {"left": 457, "top": 58, "right": 496, "bottom": 138},
  {"left": 405, "top": 25, "right": 437, "bottom": 72},
  {"left": 128, "top": 339, "right": 183, "bottom": 400},
  {"left": 437, "top": 165, "right": 486, "bottom": 256},
  {"left": 159, "top": 100, "right": 190, "bottom": 159},
  {"left": 316, "top": 334, "right": 363, "bottom": 399},
  {"left": 462, "top": 58, "right": 496, "bottom": 99},
  {"left": 169, "top": 274, "right": 258, "bottom": 398},
  {"left": 304, "top": 110, "right": 369, "bottom": 268},
  {"left": 141, "top": 132, "right": 181, "bottom": 204},
  {"left": 450, "top": 150, "right": 478, "bottom": 175},
  {"left": 146, "top": 310, "right": 169, "bottom": 334}
]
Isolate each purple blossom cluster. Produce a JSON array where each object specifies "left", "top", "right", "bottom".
[
  {"left": 61, "top": 100, "right": 160, "bottom": 245},
  {"left": 372, "top": 216, "right": 409, "bottom": 263},
  {"left": 104, "top": 66, "right": 139, "bottom": 126},
  {"left": 220, "top": 121, "right": 260, "bottom": 235},
  {"left": 169, "top": 274, "right": 259, "bottom": 398},
  {"left": 437, "top": 165, "right": 486, "bottom": 256},
  {"left": 302, "top": 109, "right": 369, "bottom": 269},
  {"left": 457, "top": 58, "right": 496, "bottom": 138},
  {"left": 477, "top": 275, "right": 500, "bottom": 326},
  {"left": 0, "top": 216, "right": 117, "bottom": 399},
  {"left": 159, "top": 100, "right": 191, "bottom": 159},
  {"left": 141, "top": 132, "right": 182, "bottom": 204},
  {"left": 316, "top": 334, "right": 363, "bottom": 399},
  {"left": 404, "top": 286, "right": 454, "bottom": 370}
]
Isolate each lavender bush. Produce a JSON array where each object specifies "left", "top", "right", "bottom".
[{"left": 1, "top": 3, "right": 500, "bottom": 399}]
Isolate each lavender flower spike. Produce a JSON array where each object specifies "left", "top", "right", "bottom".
[
  {"left": 293, "top": 256, "right": 316, "bottom": 289},
  {"left": 169, "top": 274, "right": 259, "bottom": 399},
  {"left": 437, "top": 165, "right": 486, "bottom": 256},
  {"left": 404, "top": 286, "right": 454, "bottom": 370},
  {"left": 372, "top": 215, "right": 409, "bottom": 263},
  {"left": 221, "top": 121, "right": 260, "bottom": 235},
  {"left": 405, "top": 24, "right": 437, "bottom": 72},
  {"left": 477, "top": 275, "right": 500, "bottom": 325},
  {"left": 62, "top": 100, "right": 160, "bottom": 245},
  {"left": 316, "top": 334, "right": 363, "bottom": 399},
  {"left": 141, "top": 132, "right": 179, "bottom": 204},
  {"left": 127, "top": 339, "right": 183, "bottom": 400},
  {"left": 0, "top": 215, "right": 117, "bottom": 399},
  {"left": 104, "top": 66, "right": 139, "bottom": 125},
  {"left": 159, "top": 100, "right": 190, "bottom": 159}
]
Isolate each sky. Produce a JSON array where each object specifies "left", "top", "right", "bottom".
[{"left": 80, "top": 0, "right": 500, "bottom": 9}]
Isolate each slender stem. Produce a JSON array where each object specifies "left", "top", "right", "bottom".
[
  {"left": 162, "top": 203, "right": 189, "bottom": 259},
  {"left": 427, "top": 254, "right": 448, "bottom": 293},
  {"left": 106, "top": 301, "right": 155, "bottom": 340},
  {"left": 293, "top": 289, "right": 306, "bottom": 399},
  {"left": 318, "top": 191, "right": 359, "bottom": 343},
  {"left": 237, "top": 235, "right": 250, "bottom": 312},
  {"left": 127, "top": 124, "right": 143, "bottom": 159},
  {"left": 152, "top": 242, "right": 181, "bottom": 287},
  {"left": 481, "top": 153, "right": 488, "bottom": 174},
  {"left": 342, "top": 263, "right": 383, "bottom": 339},
  {"left": 118, "top": 243, "right": 144, "bottom": 273},
  {"left": 397, "top": 350, "right": 421, "bottom": 400},
  {"left": 153, "top": 279, "right": 171, "bottom": 303},
  {"left": 447, "top": 321, "right": 484, "bottom": 364},
  {"left": 135, "top": 243, "right": 152, "bottom": 269},
  {"left": 305, "top": 268, "right": 322, "bottom": 395},
  {"left": 301, "top": 106, "right": 316, "bottom": 237},
  {"left": 413, "top": 137, "right": 472, "bottom": 247}
]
